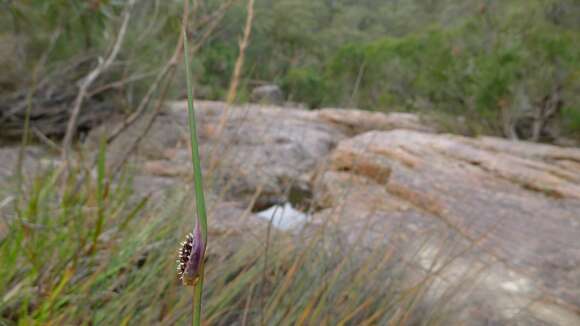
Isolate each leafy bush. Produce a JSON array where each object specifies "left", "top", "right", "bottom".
[
  {"left": 323, "top": 3, "right": 580, "bottom": 139},
  {"left": 283, "top": 67, "right": 327, "bottom": 108}
]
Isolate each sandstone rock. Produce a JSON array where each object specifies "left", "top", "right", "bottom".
[
  {"left": 91, "top": 100, "right": 436, "bottom": 206},
  {"left": 181, "top": 101, "right": 344, "bottom": 207},
  {"left": 317, "top": 108, "right": 436, "bottom": 135},
  {"left": 87, "top": 100, "right": 580, "bottom": 323},
  {"left": 142, "top": 160, "right": 190, "bottom": 177},
  {"left": 314, "top": 129, "right": 580, "bottom": 325},
  {"left": 88, "top": 102, "right": 580, "bottom": 323},
  {"left": 5, "top": 97, "right": 580, "bottom": 324},
  {"left": 250, "top": 84, "right": 284, "bottom": 105},
  {"left": 0, "top": 146, "right": 49, "bottom": 183}
]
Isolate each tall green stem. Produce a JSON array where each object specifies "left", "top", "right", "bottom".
[
  {"left": 193, "top": 265, "right": 205, "bottom": 325},
  {"left": 183, "top": 27, "right": 208, "bottom": 326},
  {"left": 183, "top": 31, "right": 208, "bottom": 244}
]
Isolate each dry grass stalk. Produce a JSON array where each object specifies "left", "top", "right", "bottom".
[
  {"left": 226, "top": 0, "right": 255, "bottom": 104},
  {"left": 209, "top": 0, "right": 255, "bottom": 171}
]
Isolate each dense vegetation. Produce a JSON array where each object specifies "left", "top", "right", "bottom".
[
  {"left": 208, "top": 0, "right": 580, "bottom": 140},
  {"left": 2, "top": 0, "right": 579, "bottom": 141}
]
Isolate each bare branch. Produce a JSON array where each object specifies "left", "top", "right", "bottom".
[
  {"left": 61, "top": 0, "right": 136, "bottom": 164},
  {"left": 105, "top": 0, "right": 239, "bottom": 147},
  {"left": 209, "top": 0, "right": 255, "bottom": 171},
  {"left": 226, "top": 0, "right": 255, "bottom": 104}
]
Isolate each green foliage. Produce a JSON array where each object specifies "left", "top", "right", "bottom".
[
  {"left": 0, "top": 166, "right": 145, "bottom": 324},
  {"left": 196, "top": 43, "right": 238, "bottom": 99},
  {"left": 4, "top": 1, "right": 107, "bottom": 66},
  {"left": 317, "top": 2, "right": 580, "bottom": 138},
  {"left": 0, "top": 0, "right": 182, "bottom": 100},
  {"left": 190, "top": 0, "right": 580, "bottom": 139},
  {"left": 562, "top": 106, "right": 580, "bottom": 134},
  {"left": 283, "top": 67, "right": 327, "bottom": 108},
  {"left": 3, "top": 0, "right": 580, "bottom": 139}
]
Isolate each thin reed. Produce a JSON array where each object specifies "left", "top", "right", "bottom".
[{"left": 183, "top": 23, "right": 209, "bottom": 326}]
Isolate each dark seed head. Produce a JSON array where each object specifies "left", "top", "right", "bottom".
[{"left": 177, "top": 223, "right": 205, "bottom": 286}]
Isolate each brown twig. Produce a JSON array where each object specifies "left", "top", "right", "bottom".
[
  {"left": 207, "top": 0, "right": 255, "bottom": 172},
  {"left": 86, "top": 71, "right": 159, "bottom": 97},
  {"left": 32, "top": 127, "right": 60, "bottom": 152},
  {"left": 62, "top": 0, "right": 237, "bottom": 194},
  {"left": 226, "top": 0, "right": 255, "bottom": 104},
  {"left": 106, "top": 0, "right": 191, "bottom": 175},
  {"left": 190, "top": 0, "right": 238, "bottom": 54},
  {"left": 190, "top": 0, "right": 234, "bottom": 33},
  {"left": 105, "top": 0, "right": 238, "bottom": 149},
  {"left": 108, "top": 0, "right": 238, "bottom": 177},
  {"left": 61, "top": 0, "right": 136, "bottom": 165}
]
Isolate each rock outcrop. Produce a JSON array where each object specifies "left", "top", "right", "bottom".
[
  {"left": 313, "top": 129, "right": 580, "bottom": 325},
  {"left": 250, "top": 84, "right": 284, "bottom": 105},
  {"left": 5, "top": 100, "right": 579, "bottom": 325},
  {"left": 92, "top": 101, "right": 433, "bottom": 208}
]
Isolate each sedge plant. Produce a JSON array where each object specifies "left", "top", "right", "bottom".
[{"left": 176, "top": 27, "right": 209, "bottom": 326}]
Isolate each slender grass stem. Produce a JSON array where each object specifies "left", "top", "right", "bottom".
[
  {"left": 183, "top": 31, "right": 208, "bottom": 244},
  {"left": 192, "top": 285, "right": 196, "bottom": 325},
  {"left": 193, "top": 265, "right": 205, "bottom": 325},
  {"left": 183, "top": 24, "right": 208, "bottom": 326}
]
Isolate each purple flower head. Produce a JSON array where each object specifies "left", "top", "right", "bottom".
[{"left": 177, "top": 222, "right": 205, "bottom": 286}]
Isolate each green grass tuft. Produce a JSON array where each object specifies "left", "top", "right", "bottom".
[{"left": 0, "top": 164, "right": 469, "bottom": 324}]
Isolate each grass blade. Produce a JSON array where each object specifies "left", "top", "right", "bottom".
[{"left": 183, "top": 24, "right": 208, "bottom": 326}]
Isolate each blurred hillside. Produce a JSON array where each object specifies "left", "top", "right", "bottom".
[{"left": 1, "top": 0, "right": 580, "bottom": 141}]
